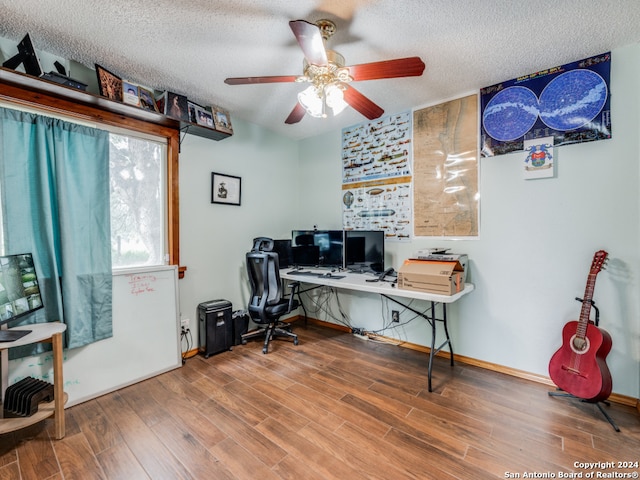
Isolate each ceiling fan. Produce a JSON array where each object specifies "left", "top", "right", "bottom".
[{"left": 224, "top": 19, "right": 426, "bottom": 124}]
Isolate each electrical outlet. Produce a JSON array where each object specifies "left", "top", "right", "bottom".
[
  {"left": 392, "top": 310, "right": 400, "bottom": 322},
  {"left": 181, "top": 318, "right": 190, "bottom": 328}
]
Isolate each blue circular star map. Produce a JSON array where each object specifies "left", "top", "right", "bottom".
[
  {"left": 538, "top": 69, "right": 607, "bottom": 131},
  {"left": 482, "top": 86, "right": 539, "bottom": 142}
]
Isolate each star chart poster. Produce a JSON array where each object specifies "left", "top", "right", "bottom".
[{"left": 480, "top": 52, "right": 611, "bottom": 157}]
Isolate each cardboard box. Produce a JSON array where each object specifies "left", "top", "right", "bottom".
[
  {"left": 397, "top": 259, "right": 465, "bottom": 295},
  {"left": 412, "top": 251, "right": 468, "bottom": 282}
]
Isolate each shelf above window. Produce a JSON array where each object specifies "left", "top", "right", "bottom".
[{"left": 0, "top": 67, "right": 231, "bottom": 141}]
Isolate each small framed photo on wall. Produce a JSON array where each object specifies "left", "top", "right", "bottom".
[{"left": 211, "top": 172, "right": 241, "bottom": 206}]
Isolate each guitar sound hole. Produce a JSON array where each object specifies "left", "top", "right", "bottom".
[{"left": 570, "top": 335, "right": 589, "bottom": 353}]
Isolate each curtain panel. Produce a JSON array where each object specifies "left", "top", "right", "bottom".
[{"left": 0, "top": 107, "right": 112, "bottom": 356}]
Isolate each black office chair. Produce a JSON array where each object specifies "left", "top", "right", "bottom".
[{"left": 243, "top": 238, "right": 300, "bottom": 354}]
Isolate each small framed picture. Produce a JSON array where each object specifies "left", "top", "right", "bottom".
[
  {"left": 195, "top": 106, "right": 214, "bottom": 128},
  {"left": 122, "top": 81, "right": 140, "bottom": 106},
  {"left": 187, "top": 101, "right": 199, "bottom": 123},
  {"left": 165, "top": 92, "right": 189, "bottom": 122},
  {"left": 212, "top": 105, "right": 233, "bottom": 134},
  {"left": 138, "top": 87, "right": 158, "bottom": 112},
  {"left": 95, "top": 64, "right": 123, "bottom": 102},
  {"left": 211, "top": 172, "right": 241, "bottom": 206}
]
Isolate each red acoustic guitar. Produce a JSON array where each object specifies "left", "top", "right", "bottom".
[{"left": 548, "top": 250, "right": 613, "bottom": 403}]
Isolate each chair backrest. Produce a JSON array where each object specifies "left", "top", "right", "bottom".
[
  {"left": 251, "top": 237, "right": 274, "bottom": 253},
  {"left": 246, "top": 250, "right": 283, "bottom": 323}
]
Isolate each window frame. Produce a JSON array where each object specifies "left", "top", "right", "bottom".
[{"left": 0, "top": 74, "right": 184, "bottom": 277}]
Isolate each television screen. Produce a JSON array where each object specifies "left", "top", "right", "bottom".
[
  {"left": 292, "top": 230, "right": 343, "bottom": 268},
  {"left": 0, "top": 253, "right": 44, "bottom": 325},
  {"left": 345, "top": 230, "right": 385, "bottom": 273}
]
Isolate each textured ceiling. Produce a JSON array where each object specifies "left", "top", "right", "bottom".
[{"left": 1, "top": 0, "right": 639, "bottom": 140}]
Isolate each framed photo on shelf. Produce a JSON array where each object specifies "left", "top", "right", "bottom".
[
  {"left": 139, "top": 87, "right": 158, "bottom": 112},
  {"left": 195, "top": 105, "right": 214, "bottom": 128},
  {"left": 95, "top": 64, "right": 123, "bottom": 102},
  {"left": 211, "top": 172, "right": 241, "bottom": 206},
  {"left": 165, "top": 92, "right": 189, "bottom": 122},
  {"left": 122, "top": 81, "right": 140, "bottom": 106},
  {"left": 212, "top": 105, "right": 233, "bottom": 134},
  {"left": 187, "top": 101, "right": 199, "bottom": 123}
]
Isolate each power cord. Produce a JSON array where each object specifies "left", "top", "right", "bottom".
[{"left": 181, "top": 326, "right": 194, "bottom": 365}]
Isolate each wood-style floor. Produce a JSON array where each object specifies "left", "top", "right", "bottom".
[{"left": 0, "top": 323, "right": 638, "bottom": 479}]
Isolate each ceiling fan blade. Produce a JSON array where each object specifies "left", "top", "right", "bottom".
[
  {"left": 348, "top": 57, "right": 426, "bottom": 81},
  {"left": 289, "top": 20, "right": 328, "bottom": 66},
  {"left": 225, "top": 75, "right": 298, "bottom": 85},
  {"left": 342, "top": 85, "right": 384, "bottom": 120},
  {"left": 285, "top": 102, "right": 306, "bottom": 124}
]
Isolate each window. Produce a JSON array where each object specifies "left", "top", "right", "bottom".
[
  {"left": 109, "top": 133, "right": 167, "bottom": 268},
  {"left": 0, "top": 80, "right": 181, "bottom": 275}
]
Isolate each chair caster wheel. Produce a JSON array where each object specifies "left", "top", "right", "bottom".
[
  {"left": 262, "top": 347, "right": 268, "bottom": 354},
  {"left": 294, "top": 339, "right": 299, "bottom": 346},
  {"left": 241, "top": 340, "right": 247, "bottom": 345}
]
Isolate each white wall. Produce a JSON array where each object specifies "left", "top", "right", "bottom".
[
  {"left": 295, "top": 43, "right": 640, "bottom": 399},
  {"left": 178, "top": 118, "right": 299, "bottom": 330},
  {"left": 179, "top": 44, "right": 640, "bottom": 399}
]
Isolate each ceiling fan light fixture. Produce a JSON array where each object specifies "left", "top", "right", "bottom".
[
  {"left": 298, "top": 85, "right": 324, "bottom": 118},
  {"left": 325, "top": 83, "right": 347, "bottom": 115}
]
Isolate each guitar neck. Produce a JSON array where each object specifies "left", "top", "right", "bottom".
[{"left": 576, "top": 273, "right": 597, "bottom": 337}]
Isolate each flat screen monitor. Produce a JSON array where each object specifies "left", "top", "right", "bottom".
[
  {"left": 0, "top": 253, "right": 43, "bottom": 341},
  {"left": 344, "top": 230, "right": 385, "bottom": 273},
  {"left": 292, "top": 230, "right": 343, "bottom": 268},
  {"left": 272, "top": 239, "right": 293, "bottom": 268},
  {"left": 291, "top": 245, "right": 320, "bottom": 267}
]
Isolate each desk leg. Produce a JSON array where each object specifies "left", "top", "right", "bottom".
[
  {"left": 52, "top": 332, "right": 65, "bottom": 439},
  {"left": 0, "top": 348, "right": 7, "bottom": 404},
  {"left": 442, "top": 303, "right": 454, "bottom": 366},
  {"left": 428, "top": 301, "right": 437, "bottom": 392}
]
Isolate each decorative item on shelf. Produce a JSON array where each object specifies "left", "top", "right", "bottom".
[
  {"left": 122, "top": 81, "right": 140, "bottom": 106},
  {"left": 156, "top": 91, "right": 189, "bottom": 122},
  {"left": 138, "top": 86, "right": 158, "bottom": 112},
  {"left": 95, "top": 64, "right": 123, "bottom": 102},
  {"left": 3, "top": 376, "right": 54, "bottom": 418},
  {"left": 187, "top": 101, "right": 199, "bottom": 123},
  {"left": 2, "top": 33, "right": 43, "bottom": 77},
  {"left": 195, "top": 105, "right": 214, "bottom": 128},
  {"left": 212, "top": 105, "right": 233, "bottom": 134}
]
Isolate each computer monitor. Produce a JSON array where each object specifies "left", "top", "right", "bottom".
[
  {"left": 0, "top": 252, "right": 43, "bottom": 341},
  {"left": 272, "top": 239, "right": 293, "bottom": 268},
  {"left": 292, "top": 230, "right": 343, "bottom": 268},
  {"left": 344, "top": 230, "right": 385, "bottom": 273}
]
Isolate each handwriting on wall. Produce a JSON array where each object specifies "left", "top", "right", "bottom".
[{"left": 127, "top": 273, "right": 157, "bottom": 295}]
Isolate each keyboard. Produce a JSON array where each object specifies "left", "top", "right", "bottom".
[
  {"left": 286, "top": 270, "right": 318, "bottom": 276},
  {"left": 286, "top": 270, "right": 345, "bottom": 280}
]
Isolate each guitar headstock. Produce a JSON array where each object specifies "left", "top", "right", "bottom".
[{"left": 590, "top": 250, "right": 609, "bottom": 274}]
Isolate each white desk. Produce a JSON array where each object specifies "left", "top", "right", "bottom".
[{"left": 281, "top": 268, "right": 474, "bottom": 391}]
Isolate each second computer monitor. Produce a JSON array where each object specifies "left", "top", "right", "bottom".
[
  {"left": 344, "top": 230, "right": 385, "bottom": 273},
  {"left": 292, "top": 230, "right": 344, "bottom": 268}
]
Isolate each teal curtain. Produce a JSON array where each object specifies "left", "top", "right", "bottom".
[{"left": 0, "top": 107, "right": 112, "bottom": 354}]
